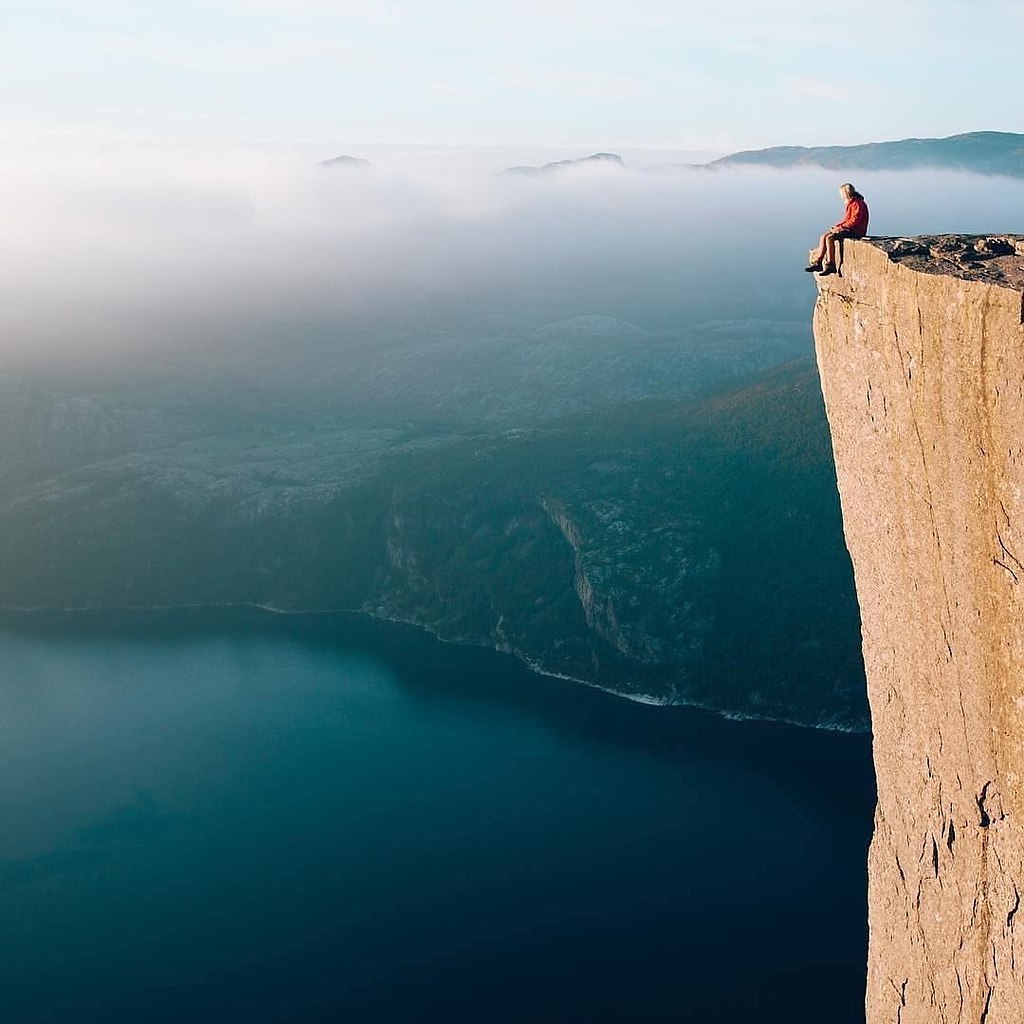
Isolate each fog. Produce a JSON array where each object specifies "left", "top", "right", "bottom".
[{"left": 1, "top": 142, "right": 1023, "bottom": 367}]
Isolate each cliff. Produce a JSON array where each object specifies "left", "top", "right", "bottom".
[{"left": 813, "top": 236, "right": 1024, "bottom": 1022}]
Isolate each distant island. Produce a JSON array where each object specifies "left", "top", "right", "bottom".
[
  {"left": 503, "top": 152, "right": 626, "bottom": 176},
  {"left": 318, "top": 154, "right": 373, "bottom": 169}
]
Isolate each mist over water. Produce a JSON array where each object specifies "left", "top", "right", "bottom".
[{"left": 2, "top": 142, "right": 1022, "bottom": 367}]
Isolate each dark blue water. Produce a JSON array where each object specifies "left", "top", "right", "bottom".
[{"left": 0, "top": 608, "right": 873, "bottom": 1023}]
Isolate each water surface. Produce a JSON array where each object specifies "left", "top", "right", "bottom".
[{"left": 0, "top": 608, "right": 873, "bottom": 1023}]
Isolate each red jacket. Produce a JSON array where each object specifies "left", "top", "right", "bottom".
[{"left": 833, "top": 195, "right": 869, "bottom": 236}]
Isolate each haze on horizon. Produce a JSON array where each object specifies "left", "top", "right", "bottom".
[{"left": 1, "top": 145, "right": 1023, "bottom": 368}]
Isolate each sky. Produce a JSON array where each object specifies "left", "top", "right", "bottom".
[{"left": 4, "top": 0, "right": 1023, "bottom": 158}]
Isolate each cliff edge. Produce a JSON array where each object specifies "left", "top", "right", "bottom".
[{"left": 813, "top": 236, "right": 1024, "bottom": 1023}]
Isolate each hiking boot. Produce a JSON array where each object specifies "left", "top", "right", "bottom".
[
  {"left": 818, "top": 263, "right": 837, "bottom": 276},
  {"left": 804, "top": 262, "right": 823, "bottom": 272}
]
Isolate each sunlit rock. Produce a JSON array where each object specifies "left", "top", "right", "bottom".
[{"left": 813, "top": 236, "right": 1024, "bottom": 1022}]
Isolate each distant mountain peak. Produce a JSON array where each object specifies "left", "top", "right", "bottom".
[
  {"left": 318, "top": 155, "right": 373, "bottom": 169},
  {"left": 503, "top": 152, "right": 626, "bottom": 176}
]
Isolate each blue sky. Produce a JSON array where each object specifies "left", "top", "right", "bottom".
[{"left": 3, "top": 1, "right": 1023, "bottom": 155}]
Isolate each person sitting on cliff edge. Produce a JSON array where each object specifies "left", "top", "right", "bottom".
[{"left": 805, "top": 183, "right": 869, "bottom": 276}]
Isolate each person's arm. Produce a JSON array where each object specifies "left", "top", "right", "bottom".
[{"left": 832, "top": 199, "right": 861, "bottom": 232}]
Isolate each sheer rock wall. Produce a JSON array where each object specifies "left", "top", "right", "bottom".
[{"left": 813, "top": 236, "right": 1024, "bottom": 1023}]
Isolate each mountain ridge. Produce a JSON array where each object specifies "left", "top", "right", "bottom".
[
  {"left": 502, "top": 152, "right": 626, "bottom": 175},
  {"left": 0, "top": 354, "right": 866, "bottom": 731},
  {"left": 316, "top": 133, "right": 1024, "bottom": 178},
  {"left": 694, "top": 130, "right": 1024, "bottom": 177}
]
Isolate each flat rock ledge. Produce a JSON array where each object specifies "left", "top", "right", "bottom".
[{"left": 856, "top": 233, "right": 1024, "bottom": 290}]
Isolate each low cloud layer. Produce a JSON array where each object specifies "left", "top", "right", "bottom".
[{"left": 1, "top": 142, "right": 1022, "bottom": 366}]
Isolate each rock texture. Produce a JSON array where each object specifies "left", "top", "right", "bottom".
[{"left": 813, "top": 236, "right": 1024, "bottom": 1022}]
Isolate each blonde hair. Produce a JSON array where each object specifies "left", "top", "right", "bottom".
[{"left": 840, "top": 182, "right": 857, "bottom": 199}]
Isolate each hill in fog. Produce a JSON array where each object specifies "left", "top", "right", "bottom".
[
  {"left": 503, "top": 152, "right": 626, "bottom": 175},
  {"left": 0, "top": 320, "right": 866, "bottom": 729},
  {"left": 703, "top": 131, "right": 1024, "bottom": 177}
]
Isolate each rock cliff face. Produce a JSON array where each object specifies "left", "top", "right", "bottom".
[{"left": 813, "top": 237, "right": 1024, "bottom": 1022}]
